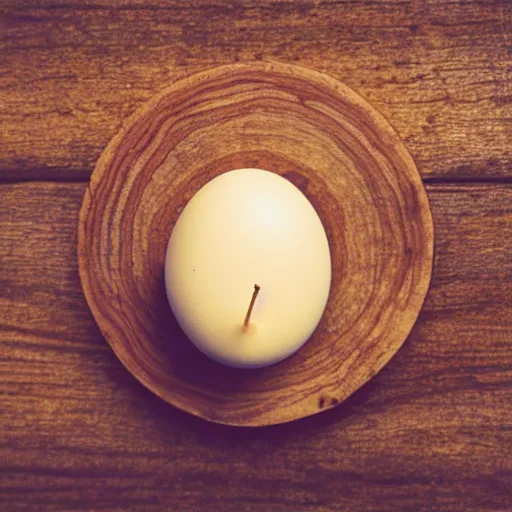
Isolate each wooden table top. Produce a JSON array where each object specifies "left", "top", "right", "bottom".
[{"left": 1, "top": 1, "right": 511, "bottom": 511}]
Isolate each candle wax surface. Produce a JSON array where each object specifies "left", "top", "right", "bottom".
[{"left": 164, "top": 168, "right": 331, "bottom": 368}]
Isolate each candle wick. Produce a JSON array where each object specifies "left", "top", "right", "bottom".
[{"left": 243, "top": 284, "right": 260, "bottom": 329}]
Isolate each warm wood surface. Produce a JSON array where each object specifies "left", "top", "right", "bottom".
[
  {"left": 1, "top": 182, "right": 511, "bottom": 510},
  {"left": 1, "top": 0, "right": 511, "bottom": 180},
  {"left": 1, "top": 0, "right": 511, "bottom": 510},
  {"left": 78, "top": 62, "right": 433, "bottom": 426}
]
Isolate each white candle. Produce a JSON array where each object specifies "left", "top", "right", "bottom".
[{"left": 164, "top": 168, "right": 331, "bottom": 368}]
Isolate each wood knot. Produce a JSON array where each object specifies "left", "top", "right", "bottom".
[{"left": 318, "top": 396, "right": 339, "bottom": 409}]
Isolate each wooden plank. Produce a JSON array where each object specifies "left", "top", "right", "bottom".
[
  {"left": 0, "top": 181, "right": 511, "bottom": 511},
  {"left": 1, "top": 0, "right": 511, "bottom": 180}
]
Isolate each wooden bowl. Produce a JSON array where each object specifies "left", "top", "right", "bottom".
[{"left": 78, "top": 62, "right": 434, "bottom": 426}]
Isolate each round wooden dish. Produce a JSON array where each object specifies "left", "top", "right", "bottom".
[{"left": 78, "top": 62, "right": 434, "bottom": 427}]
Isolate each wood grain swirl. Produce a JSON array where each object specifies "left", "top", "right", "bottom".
[{"left": 78, "top": 62, "right": 434, "bottom": 426}]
